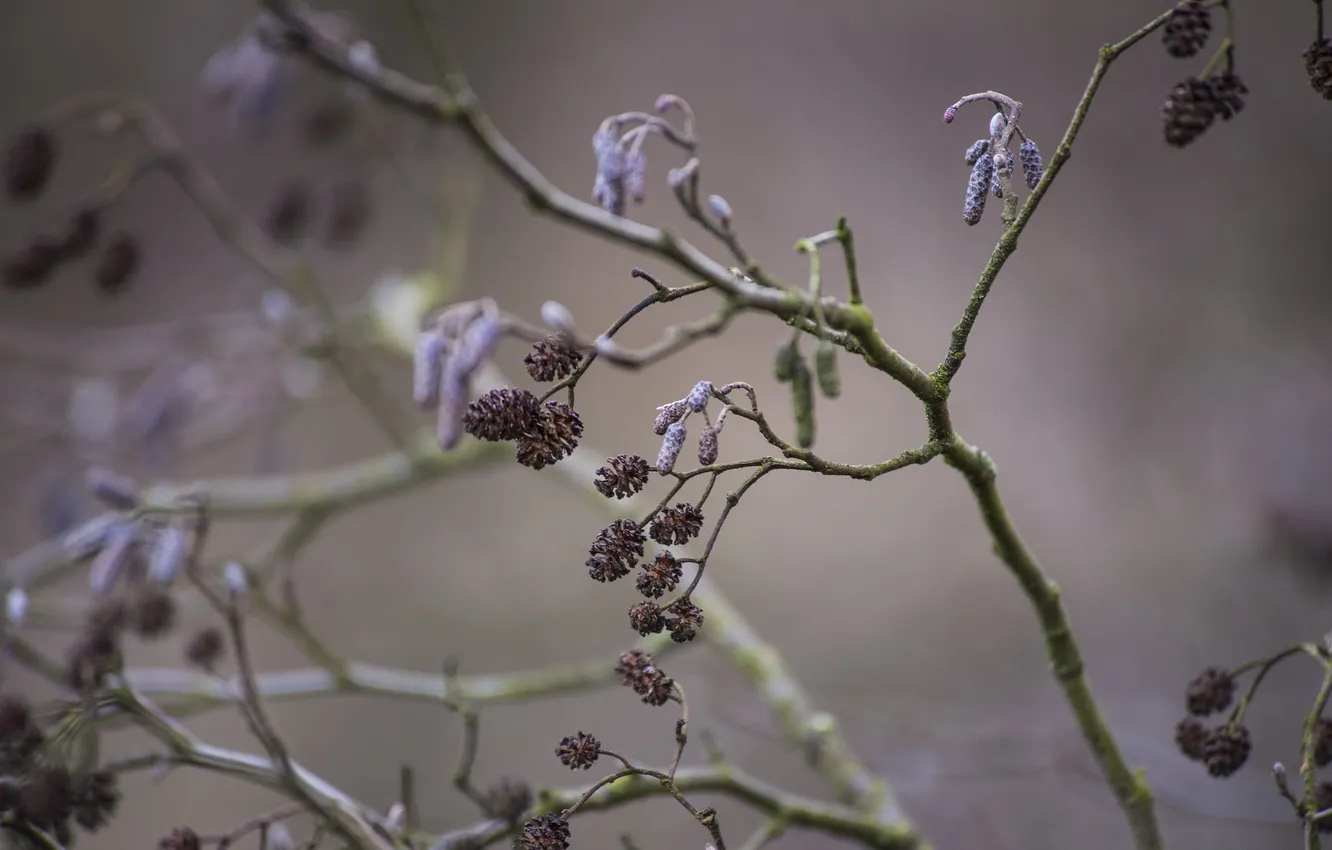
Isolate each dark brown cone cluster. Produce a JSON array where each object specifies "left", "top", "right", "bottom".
[
  {"left": 1161, "top": 75, "right": 1248, "bottom": 148},
  {"left": 0, "top": 698, "right": 122, "bottom": 846},
  {"left": 3, "top": 125, "right": 57, "bottom": 201},
  {"left": 525, "top": 336, "right": 582, "bottom": 383},
  {"left": 481, "top": 778, "right": 532, "bottom": 823},
  {"left": 1186, "top": 667, "right": 1235, "bottom": 716},
  {"left": 587, "top": 520, "right": 646, "bottom": 583},
  {"left": 1162, "top": 0, "right": 1211, "bottom": 58},
  {"left": 616, "top": 649, "right": 675, "bottom": 706},
  {"left": 595, "top": 454, "right": 650, "bottom": 499},
  {"left": 636, "top": 551, "right": 682, "bottom": 598},
  {"left": 664, "top": 599, "right": 704, "bottom": 643},
  {"left": 555, "top": 731, "right": 601, "bottom": 770},
  {"left": 517, "top": 812, "right": 571, "bottom": 850},
  {"left": 463, "top": 389, "right": 584, "bottom": 470},
  {"left": 1202, "top": 724, "right": 1251, "bottom": 777},
  {"left": 69, "top": 589, "right": 178, "bottom": 693},
  {"left": 649, "top": 503, "right": 704, "bottom": 546},
  {"left": 1307, "top": 39, "right": 1332, "bottom": 99}
]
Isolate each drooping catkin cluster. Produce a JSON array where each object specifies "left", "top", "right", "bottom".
[
  {"left": 950, "top": 103, "right": 1043, "bottom": 227},
  {"left": 590, "top": 94, "right": 697, "bottom": 216},
  {"left": 651, "top": 381, "right": 734, "bottom": 472},
  {"left": 0, "top": 694, "right": 123, "bottom": 846}
]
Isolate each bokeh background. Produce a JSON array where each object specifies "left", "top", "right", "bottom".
[{"left": 3, "top": 1, "right": 1332, "bottom": 848}]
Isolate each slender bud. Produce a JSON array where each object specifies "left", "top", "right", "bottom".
[
  {"left": 814, "top": 339, "right": 841, "bottom": 399},
  {"left": 989, "top": 112, "right": 1007, "bottom": 137},
  {"left": 148, "top": 524, "right": 188, "bottom": 586},
  {"left": 657, "top": 421, "right": 687, "bottom": 474},
  {"left": 347, "top": 41, "right": 380, "bottom": 78},
  {"left": 773, "top": 339, "right": 799, "bottom": 383},
  {"left": 791, "top": 357, "right": 815, "bottom": 449}
]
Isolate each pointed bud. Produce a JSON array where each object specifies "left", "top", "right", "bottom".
[
  {"left": 989, "top": 112, "right": 1007, "bottom": 137},
  {"left": 707, "top": 194, "right": 732, "bottom": 227},
  {"left": 541, "top": 300, "right": 578, "bottom": 337},
  {"left": 815, "top": 340, "right": 841, "bottom": 399}
]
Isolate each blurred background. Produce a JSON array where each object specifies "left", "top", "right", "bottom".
[{"left": 2, "top": 1, "right": 1331, "bottom": 848}]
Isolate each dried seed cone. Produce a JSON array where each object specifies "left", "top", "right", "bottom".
[
  {"left": 790, "top": 356, "right": 816, "bottom": 449},
  {"left": 1162, "top": 78, "right": 1219, "bottom": 147},
  {"left": 555, "top": 731, "right": 601, "bottom": 770},
  {"left": 1209, "top": 73, "right": 1249, "bottom": 121},
  {"left": 1162, "top": 0, "right": 1211, "bottom": 58},
  {"left": 184, "top": 627, "right": 224, "bottom": 670},
  {"left": 1202, "top": 724, "right": 1250, "bottom": 777},
  {"left": 1174, "top": 717, "right": 1208, "bottom": 761},
  {"left": 628, "top": 601, "right": 666, "bottom": 635},
  {"left": 815, "top": 339, "right": 841, "bottom": 399},
  {"left": 594, "top": 454, "right": 650, "bottom": 499},
  {"left": 3, "top": 125, "right": 57, "bottom": 201},
  {"left": 481, "top": 779, "right": 532, "bottom": 823},
  {"left": 524, "top": 336, "right": 581, "bottom": 382},
  {"left": 264, "top": 181, "right": 312, "bottom": 244},
  {"left": 1186, "top": 667, "right": 1235, "bottom": 716},
  {"left": 518, "top": 813, "right": 571, "bottom": 850},
  {"left": 650, "top": 503, "right": 704, "bottom": 546},
  {"left": 1306, "top": 39, "right": 1332, "bottom": 99}
]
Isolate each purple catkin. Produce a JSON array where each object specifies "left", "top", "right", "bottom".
[
  {"left": 436, "top": 358, "right": 470, "bottom": 451},
  {"left": 412, "top": 328, "right": 446, "bottom": 408},
  {"left": 1019, "top": 139, "right": 1044, "bottom": 189},
  {"left": 963, "top": 152, "right": 994, "bottom": 226},
  {"left": 86, "top": 466, "right": 140, "bottom": 511},
  {"left": 624, "top": 151, "right": 647, "bottom": 203},
  {"left": 686, "top": 381, "right": 713, "bottom": 413},
  {"left": 697, "top": 425, "right": 719, "bottom": 466},
  {"left": 452, "top": 313, "right": 503, "bottom": 377},
  {"left": 964, "top": 139, "right": 990, "bottom": 165},
  {"left": 591, "top": 127, "right": 626, "bottom": 215},
  {"left": 148, "top": 524, "right": 188, "bottom": 586},
  {"left": 88, "top": 521, "right": 138, "bottom": 598},
  {"left": 657, "top": 421, "right": 687, "bottom": 474},
  {"left": 653, "top": 400, "right": 688, "bottom": 436}
]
